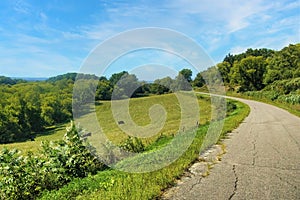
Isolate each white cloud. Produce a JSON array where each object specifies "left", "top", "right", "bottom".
[
  {"left": 169, "top": 0, "right": 269, "bottom": 33},
  {"left": 62, "top": 31, "right": 84, "bottom": 40},
  {"left": 39, "top": 12, "right": 48, "bottom": 22},
  {"left": 13, "top": 0, "right": 32, "bottom": 14}
]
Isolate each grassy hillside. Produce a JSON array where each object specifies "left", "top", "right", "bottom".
[
  {"left": 0, "top": 93, "right": 211, "bottom": 154},
  {"left": 95, "top": 93, "right": 211, "bottom": 145}
]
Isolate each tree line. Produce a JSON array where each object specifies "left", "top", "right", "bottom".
[
  {"left": 0, "top": 80, "right": 73, "bottom": 143},
  {"left": 0, "top": 69, "right": 193, "bottom": 144}
]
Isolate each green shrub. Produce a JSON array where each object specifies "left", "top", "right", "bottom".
[
  {"left": 0, "top": 149, "right": 50, "bottom": 199},
  {"left": 244, "top": 90, "right": 300, "bottom": 105},
  {"left": 278, "top": 94, "right": 300, "bottom": 105},
  {"left": 119, "top": 136, "right": 145, "bottom": 153},
  {"left": 264, "top": 77, "right": 300, "bottom": 94},
  {"left": 0, "top": 121, "right": 105, "bottom": 199}
]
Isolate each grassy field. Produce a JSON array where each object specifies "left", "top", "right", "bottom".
[
  {"left": 0, "top": 124, "right": 67, "bottom": 153},
  {"left": 95, "top": 93, "right": 212, "bottom": 145},
  {"left": 39, "top": 96, "right": 250, "bottom": 200},
  {"left": 0, "top": 93, "right": 212, "bottom": 153}
]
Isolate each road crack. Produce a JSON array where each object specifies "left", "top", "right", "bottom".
[
  {"left": 228, "top": 164, "right": 238, "bottom": 200},
  {"left": 252, "top": 138, "right": 257, "bottom": 165},
  {"left": 189, "top": 177, "right": 202, "bottom": 192}
]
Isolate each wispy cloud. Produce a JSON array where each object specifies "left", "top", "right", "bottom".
[
  {"left": 169, "top": 0, "right": 269, "bottom": 33},
  {"left": 13, "top": 0, "right": 32, "bottom": 14}
]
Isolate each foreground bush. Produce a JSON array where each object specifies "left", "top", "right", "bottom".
[{"left": 0, "top": 121, "right": 105, "bottom": 200}]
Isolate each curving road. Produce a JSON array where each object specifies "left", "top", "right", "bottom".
[{"left": 164, "top": 98, "right": 300, "bottom": 200}]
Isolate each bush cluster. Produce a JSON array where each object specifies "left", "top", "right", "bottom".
[
  {"left": 244, "top": 90, "right": 300, "bottom": 105},
  {"left": 0, "top": 122, "right": 105, "bottom": 200}
]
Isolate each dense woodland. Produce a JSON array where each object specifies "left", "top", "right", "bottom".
[{"left": 0, "top": 43, "right": 299, "bottom": 144}]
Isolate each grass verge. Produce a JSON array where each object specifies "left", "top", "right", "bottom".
[{"left": 39, "top": 99, "right": 250, "bottom": 200}]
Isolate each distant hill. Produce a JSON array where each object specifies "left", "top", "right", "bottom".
[
  {"left": 46, "top": 72, "right": 99, "bottom": 82},
  {"left": 0, "top": 73, "right": 100, "bottom": 85},
  {"left": 0, "top": 76, "right": 28, "bottom": 85},
  {"left": 12, "top": 77, "right": 48, "bottom": 82}
]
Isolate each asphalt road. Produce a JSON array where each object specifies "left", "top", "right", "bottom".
[{"left": 164, "top": 98, "right": 300, "bottom": 200}]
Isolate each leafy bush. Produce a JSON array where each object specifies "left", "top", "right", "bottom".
[
  {"left": 0, "top": 121, "right": 105, "bottom": 199},
  {"left": 119, "top": 136, "right": 145, "bottom": 153},
  {"left": 0, "top": 149, "right": 50, "bottom": 199},
  {"left": 244, "top": 90, "right": 280, "bottom": 101},
  {"left": 244, "top": 90, "right": 300, "bottom": 105},
  {"left": 41, "top": 121, "right": 105, "bottom": 179},
  {"left": 277, "top": 94, "right": 300, "bottom": 105},
  {"left": 264, "top": 77, "right": 300, "bottom": 94}
]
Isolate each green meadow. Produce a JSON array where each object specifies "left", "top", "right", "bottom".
[
  {"left": 0, "top": 124, "right": 66, "bottom": 153},
  {"left": 1, "top": 93, "right": 212, "bottom": 154}
]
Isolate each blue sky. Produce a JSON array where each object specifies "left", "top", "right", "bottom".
[{"left": 0, "top": 0, "right": 299, "bottom": 79}]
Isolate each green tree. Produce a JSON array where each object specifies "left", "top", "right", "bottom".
[
  {"left": 264, "top": 44, "right": 300, "bottom": 84},
  {"left": 179, "top": 68, "right": 193, "bottom": 82},
  {"left": 0, "top": 76, "right": 17, "bottom": 85},
  {"left": 95, "top": 79, "right": 112, "bottom": 100},
  {"left": 112, "top": 73, "right": 140, "bottom": 99},
  {"left": 158, "top": 76, "right": 173, "bottom": 88},
  {"left": 217, "top": 61, "right": 231, "bottom": 83},
  {"left": 223, "top": 53, "right": 235, "bottom": 68},
  {"left": 234, "top": 56, "right": 267, "bottom": 91},
  {"left": 172, "top": 73, "right": 192, "bottom": 91},
  {"left": 192, "top": 72, "right": 205, "bottom": 87},
  {"left": 109, "top": 71, "right": 128, "bottom": 86}
]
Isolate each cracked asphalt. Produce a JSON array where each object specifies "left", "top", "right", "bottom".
[{"left": 164, "top": 98, "right": 300, "bottom": 200}]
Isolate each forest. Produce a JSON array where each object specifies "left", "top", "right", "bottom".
[{"left": 0, "top": 43, "right": 299, "bottom": 144}]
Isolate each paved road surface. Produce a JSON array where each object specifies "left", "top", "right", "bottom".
[{"left": 165, "top": 98, "right": 300, "bottom": 200}]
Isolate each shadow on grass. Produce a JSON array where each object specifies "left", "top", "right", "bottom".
[{"left": 35, "top": 123, "right": 66, "bottom": 137}]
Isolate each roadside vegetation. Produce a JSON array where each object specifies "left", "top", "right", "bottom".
[
  {"left": 227, "top": 90, "right": 300, "bottom": 117},
  {"left": 38, "top": 98, "right": 249, "bottom": 200}
]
